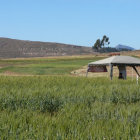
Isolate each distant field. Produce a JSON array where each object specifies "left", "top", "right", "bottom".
[
  {"left": 0, "top": 56, "right": 103, "bottom": 75},
  {"left": 0, "top": 76, "right": 140, "bottom": 139}
]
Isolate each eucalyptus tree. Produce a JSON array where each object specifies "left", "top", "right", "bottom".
[{"left": 92, "top": 35, "right": 110, "bottom": 50}]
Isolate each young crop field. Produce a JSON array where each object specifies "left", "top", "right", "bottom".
[
  {"left": 0, "top": 76, "right": 140, "bottom": 139},
  {"left": 0, "top": 56, "right": 140, "bottom": 139}
]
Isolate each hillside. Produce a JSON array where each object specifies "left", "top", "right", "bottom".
[{"left": 0, "top": 38, "right": 94, "bottom": 58}]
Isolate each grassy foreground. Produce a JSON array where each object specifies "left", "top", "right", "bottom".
[{"left": 0, "top": 76, "right": 140, "bottom": 139}]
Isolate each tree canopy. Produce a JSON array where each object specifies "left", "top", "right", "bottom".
[{"left": 92, "top": 35, "right": 110, "bottom": 50}]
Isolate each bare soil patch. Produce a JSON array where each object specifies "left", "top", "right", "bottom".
[{"left": 71, "top": 66, "right": 140, "bottom": 78}]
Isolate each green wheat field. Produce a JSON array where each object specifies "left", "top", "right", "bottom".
[{"left": 0, "top": 56, "right": 140, "bottom": 139}]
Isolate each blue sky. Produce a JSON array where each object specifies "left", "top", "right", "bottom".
[{"left": 0, "top": 0, "right": 140, "bottom": 49}]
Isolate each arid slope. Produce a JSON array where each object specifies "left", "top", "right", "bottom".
[{"left": 0, "top": 38, "right": 94, "bottom": 58}]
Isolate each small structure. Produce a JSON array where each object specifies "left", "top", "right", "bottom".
[
  {"left": 87, "top": 56, "right": 140, "bottom": 80},
  {"left": 108, "top": 52, "right": 120, "bottom": 56}
]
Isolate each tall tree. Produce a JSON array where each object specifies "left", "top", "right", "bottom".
[{"left": 92, "top": 35, "right": 110, "bottom": 50}]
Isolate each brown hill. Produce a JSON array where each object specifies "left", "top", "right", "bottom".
[{"left": 0, "top": 38, "right": 94, "bottom": 58}]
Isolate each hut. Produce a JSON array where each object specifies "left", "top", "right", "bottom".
[{"left": 87, "top": 56, "right": 140, "bottom": 80}]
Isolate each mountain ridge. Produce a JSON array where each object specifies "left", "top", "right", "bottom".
[
  {"left": 0, "top": 37, "right": 94, "bottom": 58},
  {"left": 115, "top": 44, "right": 135, "bottom": 51}
]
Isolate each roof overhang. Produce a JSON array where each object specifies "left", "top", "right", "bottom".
[{"left": 88, "top": 56, "right": 140, "bottom": 67}]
